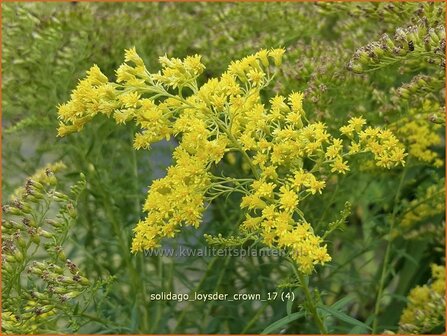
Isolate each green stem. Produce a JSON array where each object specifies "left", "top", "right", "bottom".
[
  {"left": 214, "top": 117, "right": 260, "bottom": 180},
  {"left": 371, "top": 165, "right": 408, "bottom": 334},
  {"left": 79, "top": 312, "right": 125, "bottom": 330},
  {"left": 130, "top": 127, "right": 141, "bottom": 214},
  {"left": 288, "top": 259, "right": 327, "bottom": 334},
  {"left": 172, "top": 257, "right": 219, "bottom": 333},
  {"left": 95, "top": 178, "right": 147, "bottom": 331},
  {"left": 241, "top": 301, "right": 269, "bottom": 333}
]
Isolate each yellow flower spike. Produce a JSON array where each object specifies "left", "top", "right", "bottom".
[
  {"left": 261, "top": 165, "right": 278, "bottom": 181},
  {"left": 241, "top": 194, "right": 267, "bottom": 210},
  {"left": 114, "top": 109, "right": 136, "bottom": 124},
  {"left": 394, "top": 118, "right": 442, "bottom": 166},
  {"left": 270, "top": 95, "right": 290, "bottom": 115}
]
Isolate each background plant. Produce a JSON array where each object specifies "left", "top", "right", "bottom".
[
  {"left": 2, "top": 163, "right": 113, "bottom": 333},
  {"left": 2, "top": 2, "right": 445, "bottom": 334}
]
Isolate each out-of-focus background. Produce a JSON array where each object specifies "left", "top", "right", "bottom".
[{"left": 2, "top": 2, "right": 445, "bottom": 334}]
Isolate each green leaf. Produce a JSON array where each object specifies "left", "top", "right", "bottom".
[
  {"left": 330, "top": 294, "right": 356, "bottom": 310},
  {"left": 349, "top": 315, "right": 374, "bottom": 334},
  {"left": 73, "top": 302, "right": 79, "bottom": 315},
  {"left": 286, "top": 295, "right": 294, "bottom": 316},
  {"left": 261, "top": 312, "right": 305, "bottom": 334},
  {"left": 317, "top": 305, "right": 371, "bottom": 331},
  {"left": 286, "top": 289, "right": 298, "bottom": 316}
]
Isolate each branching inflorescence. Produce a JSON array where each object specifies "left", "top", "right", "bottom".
[{"left": 57, "top": 49, "right": 406, "bottom": 274}]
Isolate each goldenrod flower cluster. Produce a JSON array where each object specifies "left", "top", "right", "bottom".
[
  {"left": 57, "top": 65, "right": 114, "bottom": 137},
  {"left": 399, "top": 264, "right": 445, "bottom": 334},
  {"left": 57, "top": 48, "right": 406, "bottom": 274}
]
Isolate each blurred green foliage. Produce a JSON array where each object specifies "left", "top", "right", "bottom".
[{"left": 2, "top": 2, "right": 445, "bottom": 334}]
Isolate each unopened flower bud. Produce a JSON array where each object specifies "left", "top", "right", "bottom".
[
  {"left": 31, "top": 234, "right": 41, "bottom": 245},
  {"left": 60, "top": 291, "right": 81, "bottom": 302},
  {"left": 54, "top": 245, "right": 67, "bottom": 260},
  {"left": 6, "top": 255, "right": 17, "bottom": 263},
  {"left": 66, "top": 203, "right": 77, "bottom": 219},
  {"left": 356, "top": 49, "right": 370, "bottom": 65},
  {"left": 31, "top": 291, "right": 47, "bottom": 300},
  {"left": 436, "top": 25, "right": 445, "bottom": 40},
  {"left": 16, "top": 234, "right": 27, "bottom": 249},
  {"left": 429, "top": 28, "right": 440, "bottom": 44},
  {"left": 381, "top": 33, "right": 395, "bottom": 49},
  {"left": 3, "top": 262, "right": 13, "bottom": 273},
  {"left": 39, "top": 228, "right": 54, "bottom": 239},
  {"left": 347, "top": 61, "right": 363, "bottom": 74},
  {"left": 25, "top": 194, "right": 43, "bottom": 203},
  {"left": 8, "top": 206, "right": 24, "bottom": 216},
  {"left": 397, "top": 87, "right": 410, "bottom": 99},
  {"left": 57, "top": 275, "right": 75, "bottom": 284},
  {"left": 53, "top": 191, "right": 69, "bottom": 202},
  {"left": 13, "top": 249, "right": 24, "bottom": 262},
  {"left": 29, "top": 179, "right": 45, "bottom": 192},
  {"left": 46, "top": 218, "right": 64, "bottom": 228},
  {"left": 53, "top": 286, "right": 69, "bottom": 294},
  {"left": 34, "top": 305, "right": 53, "bottom": 315},
  {"left": 48, "top": 262, "right": 65, "bottom": 274},
  {"left": 2, "top": 219, "right": 14, "bottom": 230},
  {"left": 79, "top": 276, "right": 90, "bottom": 286},
  {"left": 424, "top": 36, "right": 432, "bottom": 51}
]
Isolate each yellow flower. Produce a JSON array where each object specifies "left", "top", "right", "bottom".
[
  {"left": 304, "top": 175, "right": 326, "bottom": 195},
  {"left": 241, "top": 194, "right": 267, "bottom": 210},
  {"left": 348, "top": 116, "right": 366, "bottom": 131},
  {"left": 288, "top": 92, "right": 304, "bottom": 113},
  {"left": 125, "top": 47, "right": 145, "bottom": 66},
  {"left": 325, "top": 138, "right": 343, "bottom": 159},
  {"left": 330, "top": 156, "right": 350, "bottom": 174},
  {"left": 253, "top": 180, "right": 276, "bottom": 198},
  {"left": 247, "top": 68, "right": 265, "bottom": 86},
  {"left": 256, "top": 49, "right": 269, "bottom": 67},
  {"left": 269, "top": 48, "right": 286, "bottom": 66},
  {"left": 279, "top": 186, "right": 298, "bottom": 213},
  {"left": 340, "top": 124, "right": 354, "bottom": 137},
  {"left": 118, "top": 92, "right": 140, "bottom": 108},
  {"left": 348, "top": 142, "right": 361, "bottom": 154}
]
